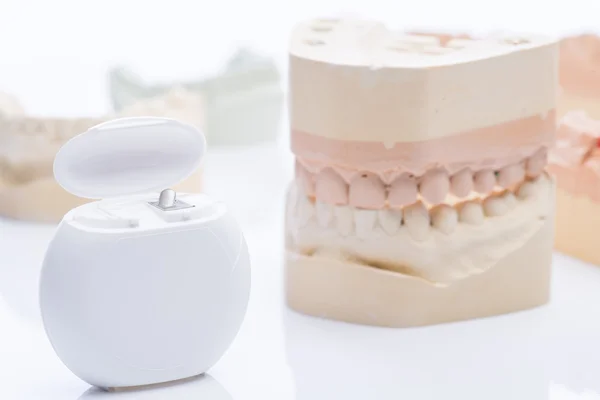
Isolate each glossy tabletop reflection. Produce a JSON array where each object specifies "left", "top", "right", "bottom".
[{"left": 2, "top": 143, "right": 600, "bottom": 400}]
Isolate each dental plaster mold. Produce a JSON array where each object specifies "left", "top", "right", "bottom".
[
  {"left": 108, "top": 47, "right": 284, "bottom": 146},
  {"left": 0, "top": 89, "right": 205, "bottom": 223},
  {"left": 559, "top": 34, "right": 600, "bottom": 119},
  {"left": 284, "top": 19, "right": 558, "bottom": 327},
  {"left": 549, "top": 111, "right": 600, "bottom": 265}
]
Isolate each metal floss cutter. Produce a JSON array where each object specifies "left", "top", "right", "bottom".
[{"left": 38, "top": 117, "right": 251, "bottom": 390}]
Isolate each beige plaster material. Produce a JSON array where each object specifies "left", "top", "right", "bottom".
[
  {"left": 285, "top": 18, "right": 557, "bottom": 327},
  {"left": 286, "top": 174, "right": 553, "bottom": 285},
  {"left": 290, "top": 19, "right": 557, "bottom": 143},
  {"left": 558, "top": 93, "right": 600, "bottom": 120},
  {"left": 554, "top": 182, "right": 600, "bottom": 266},
  {"left": 285, "top": 213, "right": 553, "bottom": 327},
  {"left": 558, "top": 35, "right": 600, "bottom": 118}
]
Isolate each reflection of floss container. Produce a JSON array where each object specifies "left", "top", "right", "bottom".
[
  {"left": 78, "top": 375, "right": 233, "bottom": 400},
  {"left": 39, "top": 117, "right": 251, "bottom": 389}
]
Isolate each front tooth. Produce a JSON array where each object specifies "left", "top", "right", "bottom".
[
  {"left": 483, "top": 195, "right": 508, "bottom": 217},
  {"left": 450, "top": 169, "right": 473, "bottom": 197},
  {"left": 354, "top": 209, "right": 377, "bottom": 238},
  {"left": 315, "top": 168, "right": 348, "bottom": 205},
  {"left": 403, "top": 201, "right": 430, "bottom": 241},
  {"left": 334, "top": 205, "right": 354, "bottom": 236},
  {"left": 458, "top": 201, "right": 484, "bottom": 225},
  {"left": 474, "top": 169, "right": 496, "bottom": 194},
  {"left": 388, "top": 174, "right": 418, "bottom": 207},
  {"left": 430, "top": 204, "right": 458, "bottom": 234},
  {"left": 316, "top": 201, "right": 333, "bottom": 227},
  {"left": 378, "top": 209, "right": 402, "bottom": 235},
  {"left": 419, "top": 169, "right": 450, "bottom": 205},
  {"left": 297, "top": 196, "right": 315, "bottom": 227},
  {"left": 349, "top": 172, "right": 386, "bottom": 209}
]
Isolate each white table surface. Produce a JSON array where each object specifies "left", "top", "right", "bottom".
[
  {"left": 2, "top": 140, "right": 600, "bottom": 400},
  {"left": 3, "top": 1, "right": 600, "bottom": 398}
]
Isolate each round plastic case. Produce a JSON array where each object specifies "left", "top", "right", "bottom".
[{"left": 39, "top": 117, "right": 251, "bottom": 389}]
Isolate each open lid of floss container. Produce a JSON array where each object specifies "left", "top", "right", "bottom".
[{"left": 53, "top": 117, "right": 206, "bottom": 199}]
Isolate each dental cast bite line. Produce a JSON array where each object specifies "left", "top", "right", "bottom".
[{"left": 296, "top": 148, "right": 547, "bottom": 208}]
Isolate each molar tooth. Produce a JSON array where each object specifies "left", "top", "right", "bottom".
[
  {"left": 474, "top": 169, "right": 496, "bottom": 194},
  {"left": 315, "top": 201, "right": 333, "bottom": 227},
  {"left": 349, "top": 172, "right": 386, "bottom": 209},
  {"left": 517, "top": 180, "right": 537, "bottom": 199},
  {"left": 378, "top": 209, "right": 402, "bottom": 235},
  {"left": 497, "top": 163, "right": 525, "bottom": 188},
  {"left": 419, "top": 169, "right": 450, "bottom": 205},
  {"left": 296, "top": 162, "right": 315, "bottom": 197},
  {"left": 403, "top": 201, "right": 430, "bottom": 241},
  {"left": 297, "top": 196, "right": 315, "bottom": 227},
  {"left": 483, "top": 195, "right": 508, "bottom": 217},
  {"left": 458, "top": 201, "right": 484, "bottom": 225},
  {"left": 287, "top": 183, "right": 299, "bottom": 214},
  {"left": 315, "top": 168, "right": 348, "bottom": 205},
  {"left": 536, "top": 173, "right": 550, "bottom": 193},
  {"left": 526, "top": 148, "right": 547, "bottom": 178},
  {"left": 502, "top": 191, "right": 517, "bottom": 209},
  {"left": 354, "top": 209, "right": 377, "bottom": 238},
  {"left": 430, "top": 204, "right": 458, "bottom": 234},
  {"left": 286, "top": 187, "right": 299, "bottom": 230},
  {"left": 388, "top": 174, "right": 417, "bottom": 207},
  {"left": 334, "top": 205, "right": 354, "bottom": 236},
  {"left": 450, "top": 169, "right": 473, "bottom": 197}
]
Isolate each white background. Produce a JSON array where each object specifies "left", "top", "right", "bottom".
[
  {"left": 2, "top": 0, "right": 600, "bottom": 399},
  {"left": 0, "top": 0, "right": 598, "bottom": 117}
]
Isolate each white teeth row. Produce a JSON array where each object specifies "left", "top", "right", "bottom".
[{"left": 292, "top": 175, "right": 548, "bottom": 241}]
